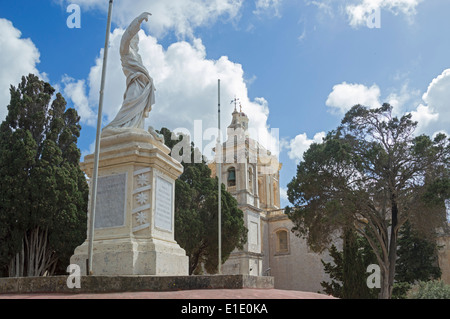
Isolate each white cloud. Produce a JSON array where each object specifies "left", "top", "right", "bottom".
[
  {"left": 385, "top": 82, "right": 421, "bottom": 117},
  {"left": 326, "top": 82, "right": 382, "bottom": 114},
  {"left": 325, "top": 70, "right": 450, "bottom": 137},
  {"left": 254, "top": 0, "right": 283, "bottom": 17},
  {"left": 346, "top": 0, "right": 423, "bottom": 28},
  {"left": 298, "top": 28, "right": 307, "bottom": 42},
  {"left": 62, "top": 75, "right": 96, "bottom": 127},
  {"left": 81, "top": 140, "right": 96, "bottom": 162},
  {"left": 410, "top": 104, "right": 439, "bottom": 133},
  {"left": 61, "top": 0, "right": 243, "bottom": 39},
  {"left": 288, "top": 131, "right": 326, "bottom": 163},
  {"left": 411, "top": 69, "right": 450, "bottom": 135},
  {"left": 306, "top": 0, "right": 335, "bottom": 18},
  {"left": 280, "top": 186, "right": 289, "bottom": 207},
  {"left": 0, "top": 19, "right": 41, "bottom": 121},
  {"left": 64, "top": 27, "right": 279, "bottom": 159}
]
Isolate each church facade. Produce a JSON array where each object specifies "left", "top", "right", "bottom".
[{"left": 208, "top": 108, "right": 334, "bottom": 293}]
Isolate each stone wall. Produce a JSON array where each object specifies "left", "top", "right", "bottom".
[
  {"left": 265, "top": 211, "right": 336, "bottom": 293},
  {"left": 0, "top": 275, "right": 274, "bottom": 295}
]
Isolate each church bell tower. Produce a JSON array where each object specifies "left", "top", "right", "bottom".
[{"left": 209, "top": 100, "right": 282, "bottom": 276}]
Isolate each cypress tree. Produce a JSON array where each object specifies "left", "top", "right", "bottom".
[
  {"left": 0, "top": 74, "right": 88, "bottom": 277},
  {"left": 158, "top": 127, "right": 248, "bottom": 275},
  {"left": 321, "top": 228, "right": 378, "bottom": 298}
]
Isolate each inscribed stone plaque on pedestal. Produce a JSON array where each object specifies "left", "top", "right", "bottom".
[
  {"left": 94, "top": 173, "right": 127, "bottom": 229},
  {"left": 154, "top": 176, "right": 173, "bottom": 232}
]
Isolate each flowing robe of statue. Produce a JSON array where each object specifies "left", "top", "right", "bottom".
[{"left": 104, "top": 13, "right": 155, "bottom": 131}]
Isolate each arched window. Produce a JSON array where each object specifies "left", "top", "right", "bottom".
[
  {"left": 276, "top": 229, "right": 289, "bottom": 253},
  {"left": 227, "top": 167, "right": 236, "bottom": 187}
]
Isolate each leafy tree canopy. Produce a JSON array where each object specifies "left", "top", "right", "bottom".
[
  {"left": 158, "top": 127, "right": 247, "bottom": 275},
  {"left": 287, "top": 104, "right": 449, "bottom": 298},
  {"left": 0, "top": 74, "right": 88, "bottom": 277}
]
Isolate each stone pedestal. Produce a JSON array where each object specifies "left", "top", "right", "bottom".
[{"left": 70, "top": 128, "right": 189, "bottom": 276}]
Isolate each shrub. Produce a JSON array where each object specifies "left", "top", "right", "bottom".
[{"left": 407, "top": 280, "right": 450, "bottom": 299}]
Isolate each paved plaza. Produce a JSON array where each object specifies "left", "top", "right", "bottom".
[{"left": 0, "top": 288, "right": 336, "bottom": 299}]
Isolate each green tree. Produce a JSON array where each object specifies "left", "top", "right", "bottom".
[
  {"left": 320, "top": 244, "right": 343, "bottom": 297},
  {"left": 407, "top": 280, "right": 450, "bottom": 299},
  {"left": 397, "top": 221, "right": 442, "bottom": 283},
  {"left": 0, "top": 74, "right": 88, "bottom": 277},
  {"left": 158, "top": 127, "right": 247, "bottom": 275},
  {"left": 321, "top": 228, "right": 378, "bottom": 299},
  {"left": 322, "top": 222, "right": 442, "bottom": 299},
  {"left": 287, "top": 104, "right": 449, "bottom": 299},
  {"left": 393, "top": 221, "right": 442, "bottom": 298}
]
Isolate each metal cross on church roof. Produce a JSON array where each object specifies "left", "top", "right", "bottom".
[{"left": 231, "top": 97, "right": 240, "bottom": 112}]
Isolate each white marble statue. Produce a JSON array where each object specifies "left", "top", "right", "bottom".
[{"left": 103, "top": 12, "right": 163, "bottom": 142}]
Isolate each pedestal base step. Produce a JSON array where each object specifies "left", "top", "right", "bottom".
[{"left": 0, "top": 275, "right": 274, "bottom": 294}]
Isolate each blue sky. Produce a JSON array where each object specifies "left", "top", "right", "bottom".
[{"left": 1, "top": 0, "right": 449, "bottom": 207}]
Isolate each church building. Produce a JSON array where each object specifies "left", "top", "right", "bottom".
[
  {"left": 208, "top": 106, "right": 450, "bottom": 293},
  {"left": 208, "top": 106, "right": 334, "bottom": 293}
]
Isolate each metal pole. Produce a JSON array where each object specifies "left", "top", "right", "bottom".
[
  {"left": 87, "top": 0, "right": 114, "bottom": 276},
  {"left": 218, "top": 79, "right": 222, "bottom": 275}
]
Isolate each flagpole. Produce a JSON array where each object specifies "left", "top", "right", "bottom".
[
  {"left": 218, "top": 79, "right": 222, "bottom": 275},
  {"left": 87, "top": 0, "right": 113, "bottom": 276}
]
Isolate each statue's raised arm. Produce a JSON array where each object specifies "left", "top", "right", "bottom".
[
  {"left": 103, "top": 12, "right": 160, "bottom": 138},
  {"left": 120, "top": 12, "right": 151, "bottom": 56}
]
